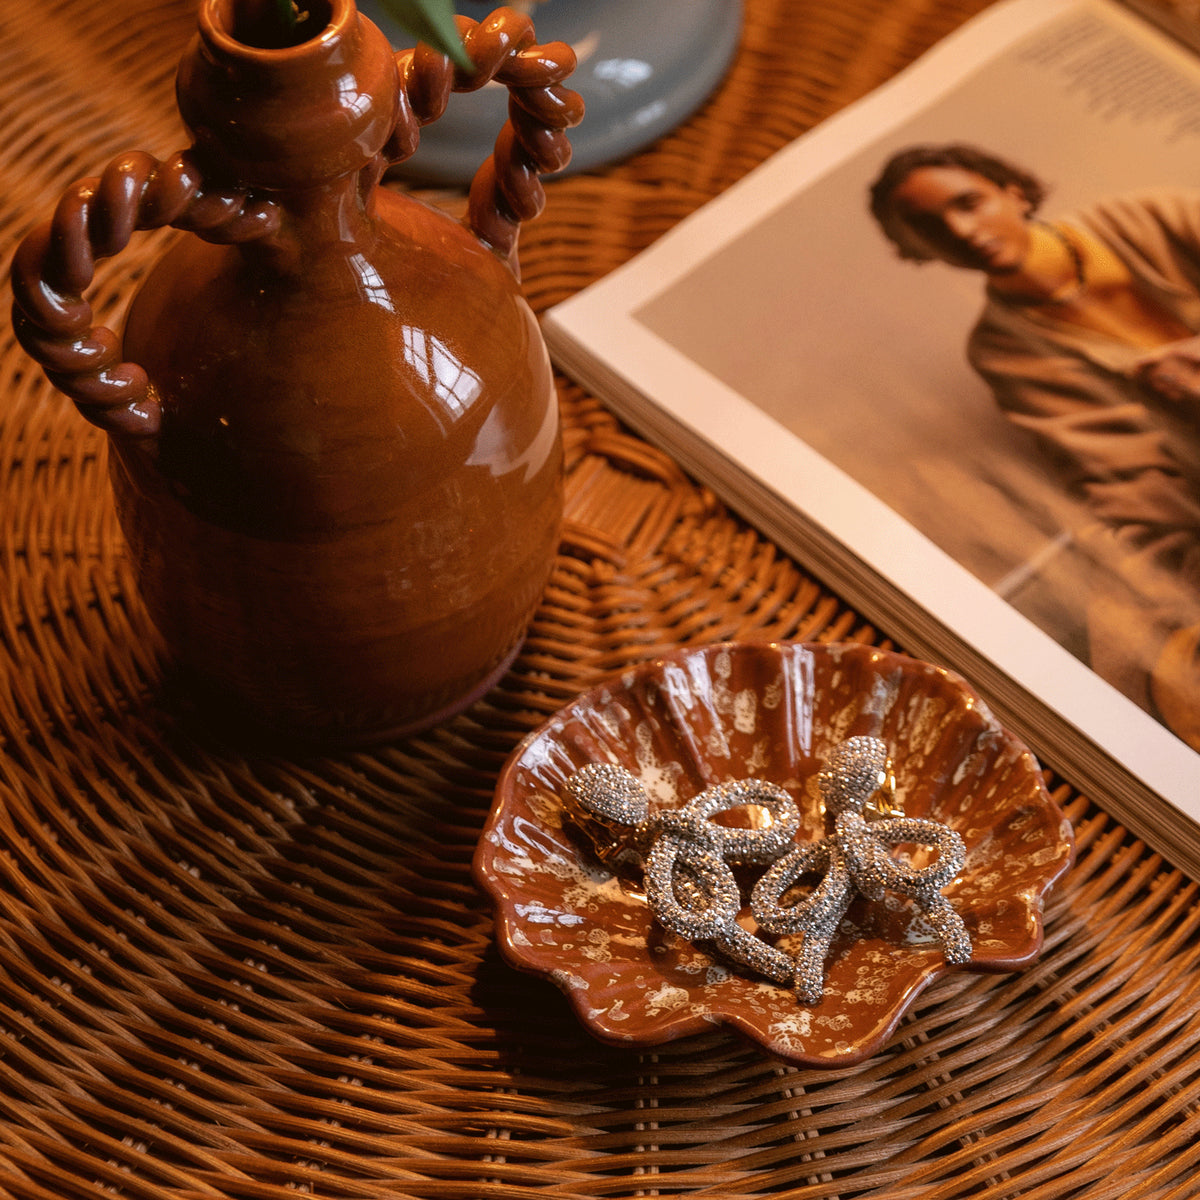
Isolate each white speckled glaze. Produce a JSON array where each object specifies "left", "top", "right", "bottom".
[{"left": 473, "top": 642, "right": 1074, "bottom": 1066}]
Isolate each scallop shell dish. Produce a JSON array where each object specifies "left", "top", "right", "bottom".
[{"left": 473, "top": 641, "right": 1074, "bottom": 1066}]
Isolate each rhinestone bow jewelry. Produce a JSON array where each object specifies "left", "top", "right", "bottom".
[
  {"left": 561, "top": 736, "right": 972, "bottom": 1004},
  {"left": 751, "top": 736, "right": 971, "bottom": 1003},
  {"left": 561, "top": 764, "right": 801, "bottom": 983}
]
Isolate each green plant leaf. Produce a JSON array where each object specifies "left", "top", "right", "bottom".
[{"left": 374, "top": 0, "right": 472, "bottom": 69}]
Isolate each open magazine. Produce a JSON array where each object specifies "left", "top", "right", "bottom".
[{"left": 543, "top": 0, "right": 1200, "bottom": 878}]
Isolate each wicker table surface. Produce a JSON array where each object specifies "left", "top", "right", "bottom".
[{"left": 2, "top": 1, "right": 1198, "bottom": 1197}]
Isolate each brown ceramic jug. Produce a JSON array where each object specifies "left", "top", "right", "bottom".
[{"left": 11, "top": 0, "right": 582, "bottom": 746}]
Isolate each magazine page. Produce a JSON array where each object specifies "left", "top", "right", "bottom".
[{"left": 544, "top": 0, "right": 1200, "bottom": 861}]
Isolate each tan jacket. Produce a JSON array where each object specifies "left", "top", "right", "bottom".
[{"left": 968, "top": 190, "right": 1200, "bottom": 722}]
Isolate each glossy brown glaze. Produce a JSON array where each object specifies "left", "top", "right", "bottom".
[{"left": 11, "top": 0, "right": 581, "bottom": 744}]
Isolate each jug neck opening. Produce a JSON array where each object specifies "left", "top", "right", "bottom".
[{"left": 223, "top": 0, "right": 335, "bottom": 51}]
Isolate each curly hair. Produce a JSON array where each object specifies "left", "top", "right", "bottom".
[{"left": 868, "top": 143, "right": 1050, "bottom": 261}]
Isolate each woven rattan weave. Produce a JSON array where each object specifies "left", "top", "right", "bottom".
[{"left": 2, "top": 1, "right": 1198, "bottom": 1197}]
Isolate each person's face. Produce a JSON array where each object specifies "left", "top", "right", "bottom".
[{"left": 887, "top": 165, "right": 1034, "bottom": 273}]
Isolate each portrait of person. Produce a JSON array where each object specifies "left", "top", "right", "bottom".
[{"left": 868, "top": 143, "right": 1200, "bottom": 749}]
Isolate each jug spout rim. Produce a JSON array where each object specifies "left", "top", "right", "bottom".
[{"left": 199, "top": 0, "right": 348, "bottom": 56}]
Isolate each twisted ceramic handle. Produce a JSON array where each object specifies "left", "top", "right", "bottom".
[
  {"left": 10, "top": 151, "right": 281, "bottom": 438},
  {"left": 387, "top": 7, "right": 583, "bottom": 271}
]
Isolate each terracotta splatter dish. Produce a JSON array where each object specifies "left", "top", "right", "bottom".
[{"left": 474, "top": 641, "right": 1074, "bottom": 1066}]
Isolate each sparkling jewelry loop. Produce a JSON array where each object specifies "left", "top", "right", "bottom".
[
  {"left": 750, "top": 837, "right": 855, "bottom": 1004},
  {"left": 644, "top": 778, "right": 800, "bottom": 984}
]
